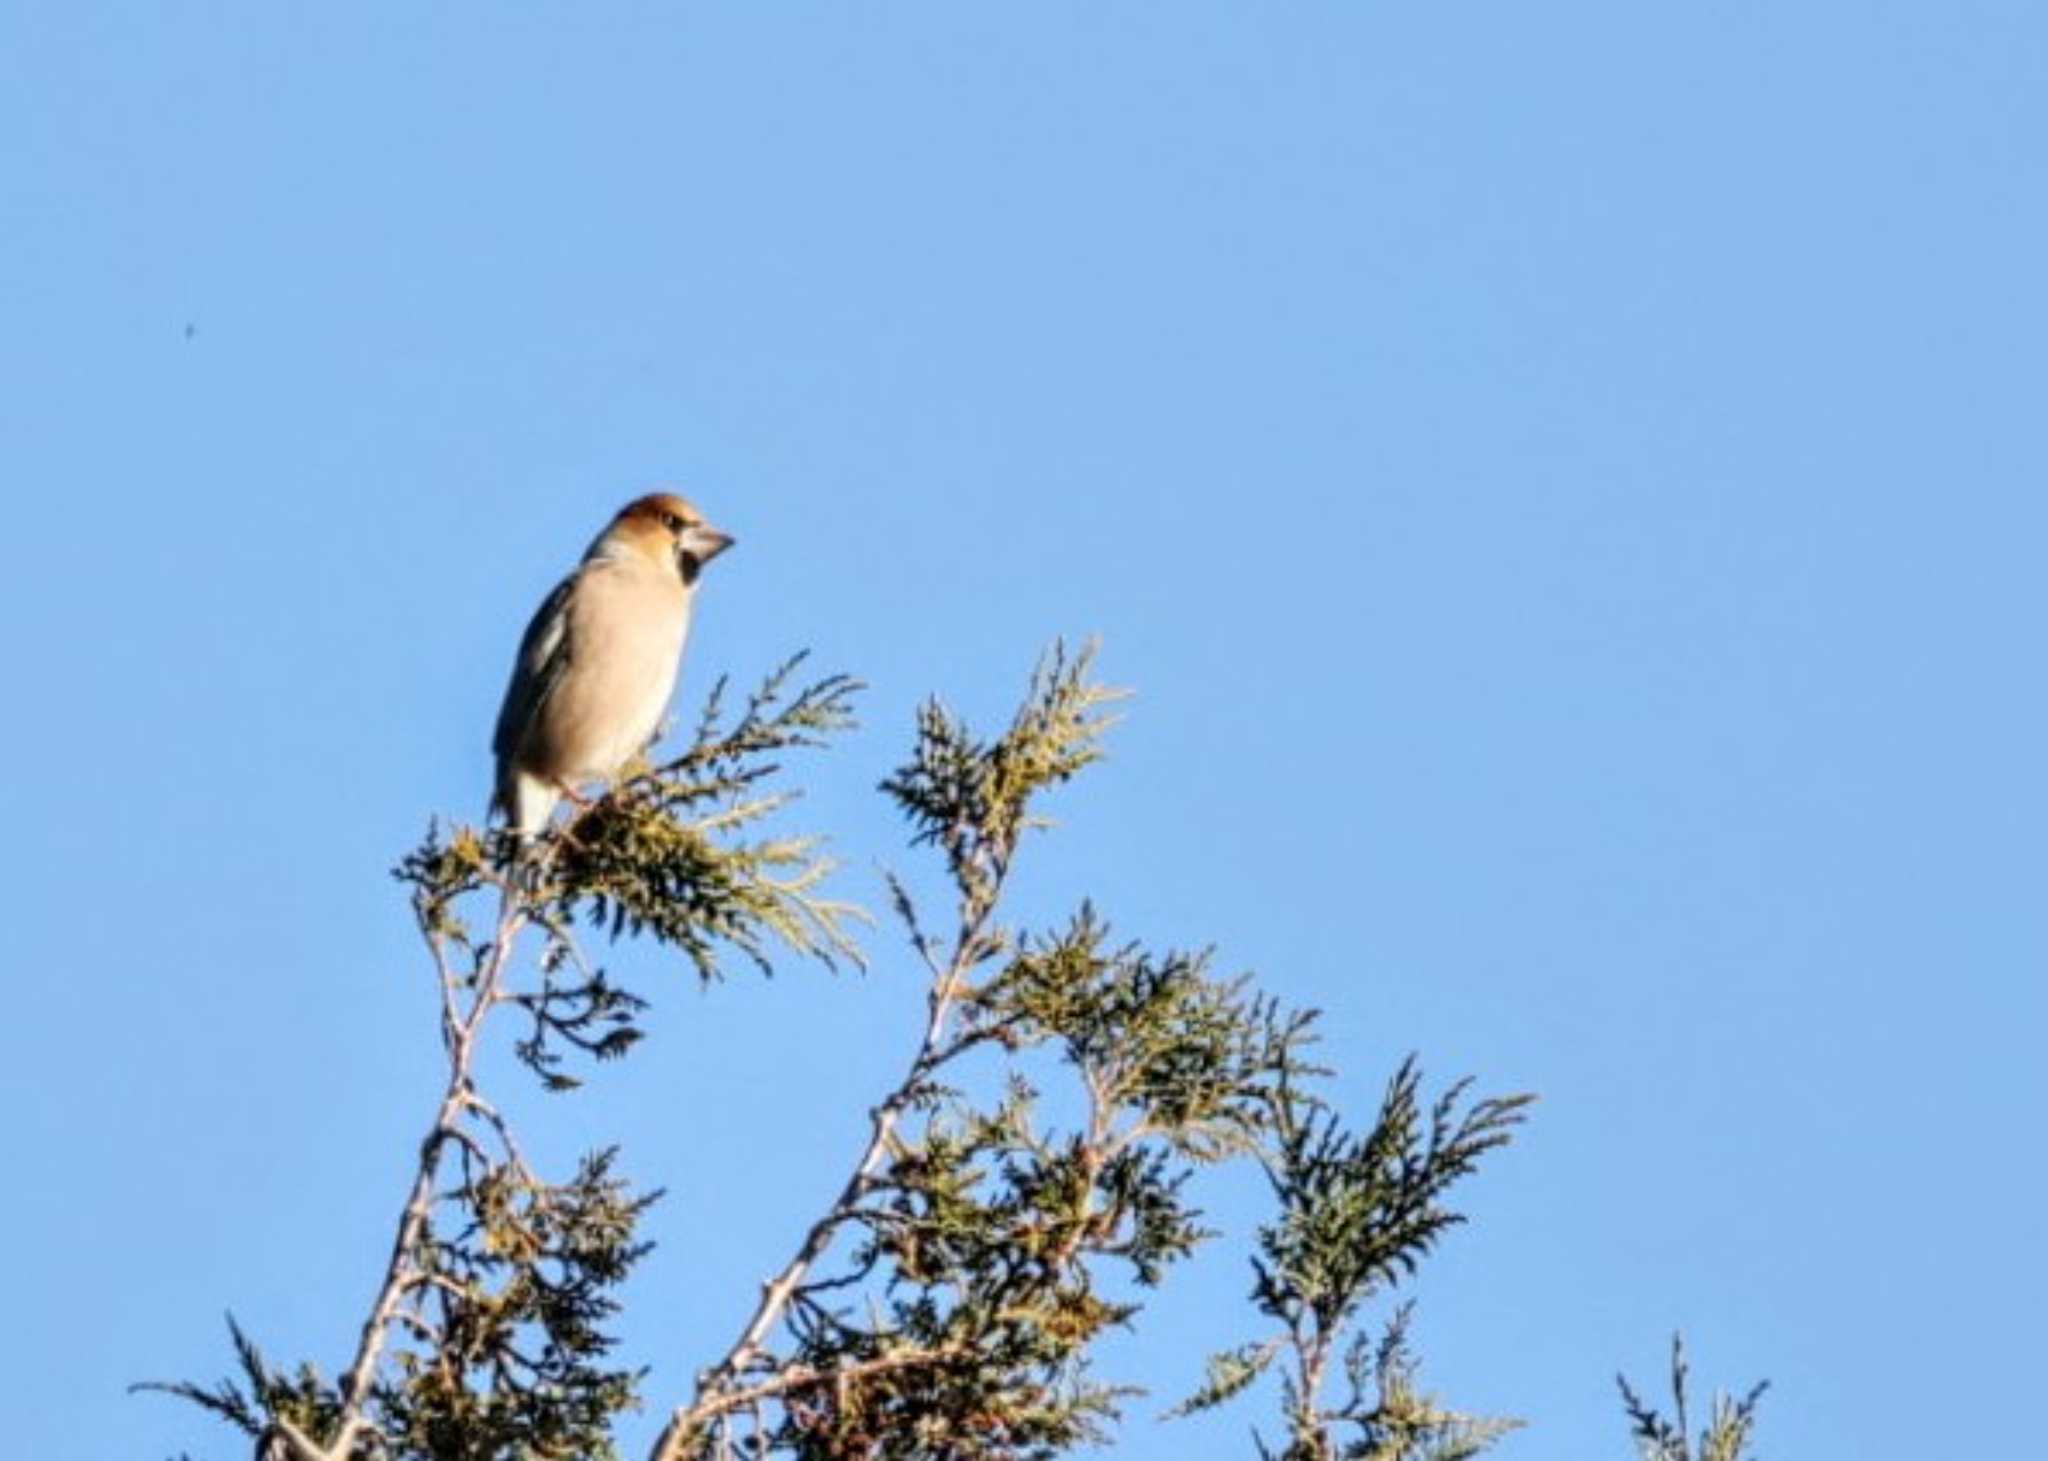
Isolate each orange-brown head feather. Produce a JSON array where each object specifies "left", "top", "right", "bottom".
[
  {"left": 596, "top": 492, "right": 734, "bottom": 580},
  {"left": 616, "top": 492, "right": 706, "bottom": 532}
]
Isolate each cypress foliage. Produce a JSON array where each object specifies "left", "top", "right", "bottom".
[{"left": 142, "top": 645, "right": 1765, "bottom": 1461}]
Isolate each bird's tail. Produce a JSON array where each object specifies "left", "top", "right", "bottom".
[{"left": 491, "top": 768, "right": 560, "bottom": 927}]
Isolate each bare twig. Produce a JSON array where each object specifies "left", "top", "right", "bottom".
[
  {"left": 269, "top": 1415, "right": 328, "bottom": 1461},
  {"left": 317, "top": 889, "right": 531, "bottom": 1460},
  {"left": 648, "top": 870, "right": 1003, "bottom": 1461},
  {"left": 687, "top": 1345, "right": 970, "bottom": 1432}
]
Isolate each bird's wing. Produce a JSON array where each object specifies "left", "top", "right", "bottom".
[{"left": 492, "top": 574, "right": 577, "bottom": 760}]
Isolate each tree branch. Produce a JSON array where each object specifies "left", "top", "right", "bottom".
[
  {"left": 320, "top": 890, "right": 530, "bottom": 1460},
  {"left": 648, "top": 881, "right": 1001, "bottom": 1461},
  {"left": 684, "top": 1345, "right": 969, "bottom": 1434}
]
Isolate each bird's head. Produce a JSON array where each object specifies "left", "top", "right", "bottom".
[{"left": 600, "top": 493, "right": 735, "bottom": 585}]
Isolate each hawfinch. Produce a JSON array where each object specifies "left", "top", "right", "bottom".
[{"left": 491, "top": 493, "right": 734, "bottom": 840}]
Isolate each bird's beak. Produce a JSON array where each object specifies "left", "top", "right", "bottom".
[{"left": 682, "top": 525, "right": 735, "bottom": 562}]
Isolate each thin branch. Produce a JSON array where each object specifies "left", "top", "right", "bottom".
[
  {"left": 460, "top": 1088, "right": 539, "bottom": 1184},
  {"left": 269, "top": 1415, "right": 328, "bottom": 1461},
  {"left": 323, "top": 890, "right": 531, "bottom": 1460},
  {"left": 648, "top": 888, "right": 1002, "bottom": 1461},
  {"left": 684, "top": 1345, "right": 969, "bottom": 1432}
]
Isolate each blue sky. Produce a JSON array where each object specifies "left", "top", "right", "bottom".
[{"left": 4, "top": 5, "right": 2043, "bottom": 1457}]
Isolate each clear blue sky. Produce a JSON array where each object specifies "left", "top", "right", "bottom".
[{"left": 4, "top": 5, "right": 2042, "bottom": 1457}]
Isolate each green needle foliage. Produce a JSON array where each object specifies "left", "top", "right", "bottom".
[
  {"left": 546, "top": 658, "right": 869, "bottom": 977},
  {"left": 371, "top": 1147, "right": 657, "bottom": 1461},
  {"left": 1169, "top": 1060, "right": 1533, "bottom": 1461},
  {"left": 1617, "top": 1336, "right": 1769, "bottom": 1461},
  {"left": 144, "top": 641, "right": 1765, "bottom": 1461},
  {"left": 139, "top": 1317, "right": 347, "bottom": 1454},
  {"left": 722, "top": 915, "right": 1317, "bottom": 1460}
]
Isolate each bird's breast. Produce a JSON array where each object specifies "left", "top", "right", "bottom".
[{"left": 536, "top": 562, "right": 693, "bottom": 781}]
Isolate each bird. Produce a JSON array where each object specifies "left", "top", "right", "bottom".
[{"left": 491, "top": 493, "right": 735, "bottom": 842}]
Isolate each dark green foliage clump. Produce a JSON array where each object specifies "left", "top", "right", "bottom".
[
  {"left": 740, "top": 918, "right": 1315, "bottom": 1458},
  {"left": 137, "top": 1318, "right": 349, "bottom": 1456},
  {"left": 1618, "top": 1336, "right": 1768, "bottom": 1461},
  {"left": 371, "top": 1147, "right": 656, "bottom": 1461},
  {"left": 1170, "top": 1058, "right": 1532, "bottom": 1461}
]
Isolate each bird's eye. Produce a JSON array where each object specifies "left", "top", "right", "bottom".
[{"left": 661, "top": 512, "right": 684, "bottom": 533}]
